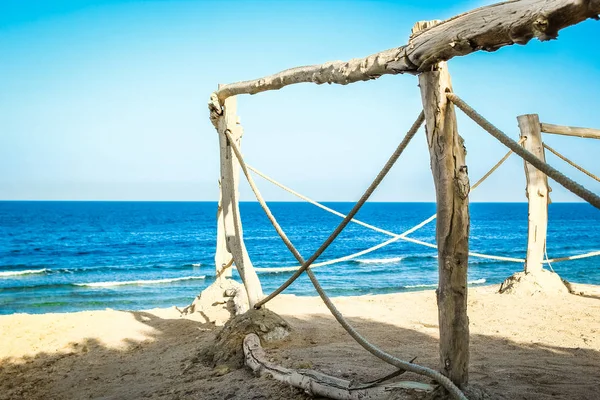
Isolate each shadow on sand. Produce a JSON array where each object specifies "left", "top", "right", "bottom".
[{"left": 0, "top": 302, "right": 599, "bottom": 400}]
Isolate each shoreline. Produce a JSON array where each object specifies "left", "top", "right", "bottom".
[
  {"left": 2, "top": 281, "right": 598, "bottom": 317},
  {"left": 1, "top": 284, "right": 599, "bottom": 399}
]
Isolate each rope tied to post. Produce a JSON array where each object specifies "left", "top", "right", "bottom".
[
  {"left": 223, "top": 113, "right": 469, "bottom": 400},
  {"left": 252, "top": 111, "right": 426, "bottom": 309},
  {"left": 249, "top": 138, "right": 528, "bottom": 274},
  {"left": 446, "top": 92, "right": 600, "bottom": 211}
]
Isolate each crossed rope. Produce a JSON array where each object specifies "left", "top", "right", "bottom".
[
  {"left": 248, "top": 143, "right": 525, "bottom": 274},
  {"left": 225, "top": 113, "right": 469, "bottom": 400},
  {"left": 247, "top": 138, "right": 599, "bottom": 272},
  {"left": 219, "top": 92, "right": 599, "bottom": 400}
]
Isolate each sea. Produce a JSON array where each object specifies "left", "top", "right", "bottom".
[{"left": 0, "top": 201, "right": 598, "bottom": 315}]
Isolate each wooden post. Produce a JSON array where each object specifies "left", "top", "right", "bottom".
[
  {"left": 215, "top": 181, "right": 233, "bottom": 279},
  {"left": 216, "top": 89, "right": 263, "bottom": 307},
  {"left": 415, "top": 20, "right": 470, "bottom": 388},
  {"left": 519, "top": 114, "right": 549, "bottom": 274}
]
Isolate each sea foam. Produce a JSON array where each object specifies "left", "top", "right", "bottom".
[
  {"left": 356, "top": 257, "right": 404, "bottom": 265},
  {"left": 75, "top": 275, "right": 206, "bottom": 288},
  {"left": 404, "top": 278, "right": 486, "bottom": 289},
  {"left": 0, "top": 268, "right": 49, "bottom": 277}
]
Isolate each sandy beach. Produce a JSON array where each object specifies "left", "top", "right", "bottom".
[{"left": 1, "top": 284, "right": 599, "bottom": 400}]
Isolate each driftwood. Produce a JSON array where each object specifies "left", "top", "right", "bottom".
[
  {"left": 243, "top": 334, "right": 434, "bottom": 400},
  {"left": 216, "top": 94, "right": 264, "bottom": 307},
  {"left": 417, "top": 21, "right": 470, "bottom": 387},
  {"left": 213, "top": 0, "right": 600, "bottom": 102},
  {"left": 519, "top": 114, "right": 550, "bottom": 274},
  {"left": 540, "top": 122, "right": 600, "bottom": 139}
]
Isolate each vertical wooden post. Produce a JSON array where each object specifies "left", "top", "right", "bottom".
[
  {"left": 215, "top": 182, "right": 233, "bottom": 279},
  {"left": 519, "top": 114, "right": 549, "bottom": 274},
  {"left": 216, "top": 89, "right": 264, "bottom": 307},
  {"left": 415, "top": 21, "right": 470, "bottom": 388}
]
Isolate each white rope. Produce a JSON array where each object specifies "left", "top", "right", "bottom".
[
  {"left": 545, "top": 250, "right": 600, "bottom": 263},
  {"left": 543, "top": 242, "right": 555, "bottom": 272},
  {"left": 248, "top": 159, "right": 528, "bottom": 273},
  {"left": 247, "top": 165, "right": 403, "bottom": 238},
  {"left": 254, "top": 214, "right": 527, "bottom": 273},
  {"left": 255, "top": 223, "right": 432, "bottom": 273}
]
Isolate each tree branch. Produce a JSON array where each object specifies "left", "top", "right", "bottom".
[{"left": 213, "top": 0, "right": 599, "bottom": 103}]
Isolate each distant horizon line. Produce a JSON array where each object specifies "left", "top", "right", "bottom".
[{"left": 0, "top": 200, "right": 589, "bottom": 204}]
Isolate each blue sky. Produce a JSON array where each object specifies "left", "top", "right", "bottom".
[{"left": 1, "top": 0, "right": 599, "bottom": 202}]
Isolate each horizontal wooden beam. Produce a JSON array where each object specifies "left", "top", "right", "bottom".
[
  {"left": 540, "top": 123, "right": 600, "bottom": 139},
  {"left": 214, "top": 0, "right": 600, "bottom": 102}
]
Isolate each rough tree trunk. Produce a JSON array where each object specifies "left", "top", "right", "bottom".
[
  {"left": 520, "top": 114, "right": 549, "bottom": 274},
  {"left": 216, "top": 92, "right": 264, "bottom": 307},
  {"left": 499, "top": 115, "right": 569, "bottom": 296},
  {"left": 416, "top": 20, "right": 470, "bottom": 388}
]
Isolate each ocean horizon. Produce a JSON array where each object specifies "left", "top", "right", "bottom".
[{"left": 1, "top": 201, "right": 599, "bottom": 315}]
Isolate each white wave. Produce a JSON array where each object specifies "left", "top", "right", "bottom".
[
  {"left": 0, "top": 268, "right": 49, "bottom": 277},
  {"left": 469, "top": 278, "right": 487, "bottom": 285},
  {"left": 75, "top": 275, "right": 206, "bottom": 288},
  {"left": 356, "top": 257, "right": 404, "bottom": 265},
  {"left": 404, "top": 283, "right": 437, "bottom": 289},
  {"left": 404, "top": 278, "right": 486, "bottom": 289},
  {"left": 191, "top": 263, "right": 202, "bottom": 267}
]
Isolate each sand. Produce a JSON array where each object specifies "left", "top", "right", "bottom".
[{"left": 1, "top": 284, "right": 599, "bottom": 400}]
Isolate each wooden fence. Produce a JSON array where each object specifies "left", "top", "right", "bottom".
[{"left": 206, "top": 1, "right": 600, "bottom": 398}]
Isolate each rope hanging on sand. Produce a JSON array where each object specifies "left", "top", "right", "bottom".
[
  {"left": 447, "top": 92, "right": 600, "bottom": 211},
  {"left": 249, "top": 142, "right": 526, "bottom": 273},
  {"left": 543, "top": 143, "right": 600, "bottom": 184},
  {"left": 223, "top": 121, "right": 468, "bottom": 400}
]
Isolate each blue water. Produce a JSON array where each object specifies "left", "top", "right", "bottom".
[{"left": 0, "top": 201, "right": 598, "bottom": 315}]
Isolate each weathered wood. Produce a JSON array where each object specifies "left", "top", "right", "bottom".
[
  {"left": 215, "top": 181, "right": 233, "bottom": 279},
  {"left": 519, "top": 114, "right": 549, "bottom": 274},
  {"left": 243, "top": 333, "right": 434, "bottom": 400},
  {"left": 217, "top": 92, "right": 263, "bottom": 307},
  {"left": 540, "top": 122, "right": 600, "bottom": 139},
  {"left": 416, "top": 21, "right": 470, "bottom": 388},
  {"left": 213, "top": 0, "right": 600, "bottom": 102}
]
